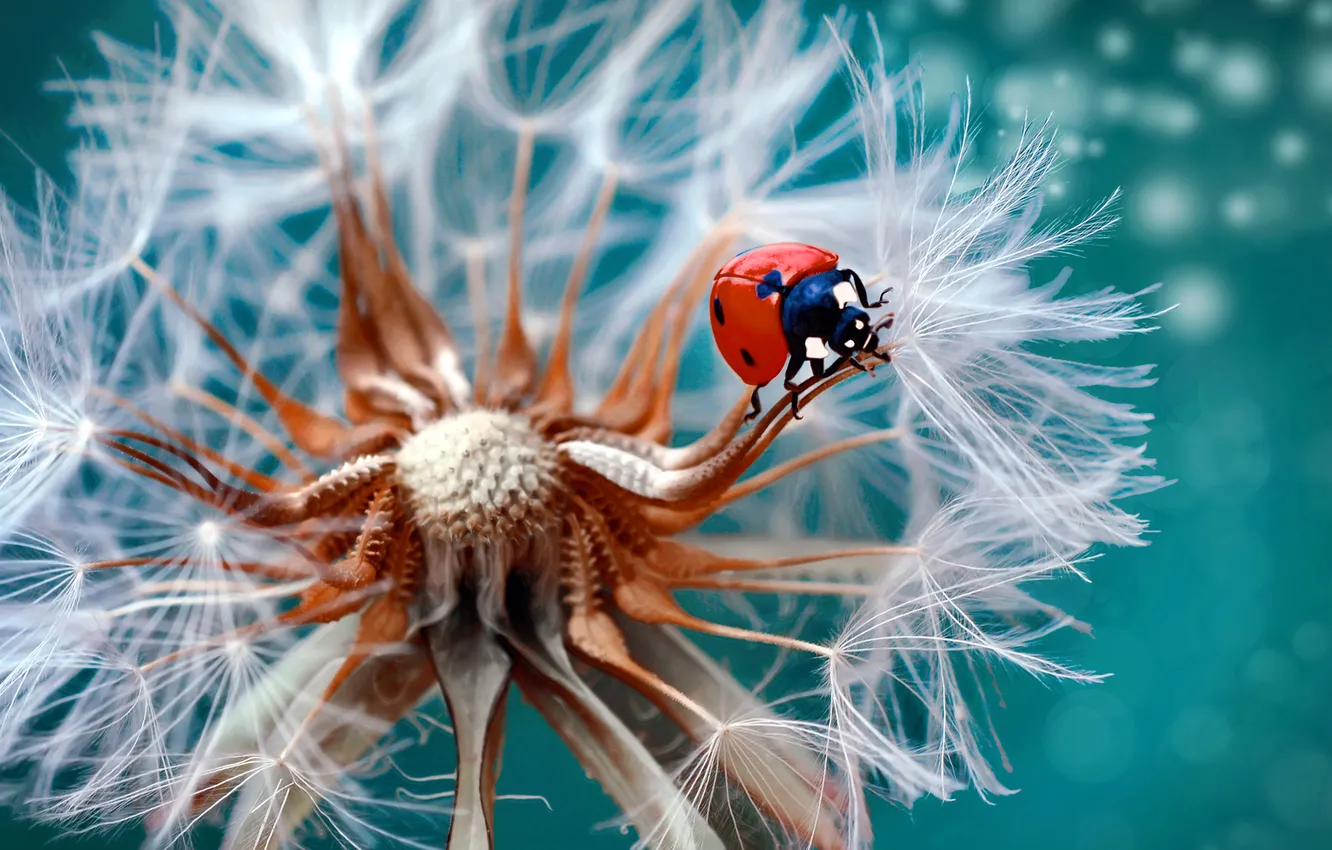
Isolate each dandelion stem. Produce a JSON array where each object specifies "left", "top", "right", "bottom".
[
  {"left": 94, "top": 388, "right": 281, "bottom": 492},
  {"left": 133, "top": 582, "right": 380, "bottom": 671},
  {"left": 491, "top": 122, "right": 538, "bottom": 405},
  {"left": 465, "top": 243, "right": 491, "bottom": 401},
  {"left": 638, "top": 234, "right": 738, "bottom": 442},
  {"left": 85, "top": 556, "right": 313, "bottom": 583},
  {"left": 725, "top": 545, "right": 919, "bottom": 571},
  {"left": 681, "top": 618, "right": 832, "bottom": 658},
  {"left": 424, "top": 609, "right": 511, "bottom": 850},
  {"left": 535, "top": 165, "right": 619, "bottom": 411},
  {"left": 128, "top": 256, "right": 355, "bottom": 459},
  {"left": 279, "top": 596, "right": 410, "bottom": 761},
  {"left": 719, "top": 428, "right": 902, "bottom": 505},
  {"left": 677, "top": 576, "right": 880, "bottom": 595},
  {"left": 170, "top": 381, "right": 314, "bottom": 479},
  {"left": 596, "top": 223, "right": 736, "bottom": 427},
  {"left": 617, "top": 578, "right": 833, "bottom": 659},
  {"left": 134, "top": 579, "right": 284, "bottom": 595}
]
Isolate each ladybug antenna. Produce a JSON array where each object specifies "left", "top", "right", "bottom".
[
  {"left": 845, "top": 267, "right": 892, "bottom": 309},
  {"left": 865, "top": 331, "right": 892, "bottom": 364}
]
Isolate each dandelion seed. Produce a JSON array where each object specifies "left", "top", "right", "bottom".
[{"left": 0, "top": 2, "right": 1160, "bottom": 849}]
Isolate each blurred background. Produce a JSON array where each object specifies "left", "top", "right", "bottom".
[{"left": 1, "top": 0, "right": 1327, "bottom": 848}]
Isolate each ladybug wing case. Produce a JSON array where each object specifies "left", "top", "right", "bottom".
[
  {"left": 709, "top": 275, "right": 788, "bottom": 386},
  {"left": 718, "top": 242, "right": 839, "bottom": 286}
]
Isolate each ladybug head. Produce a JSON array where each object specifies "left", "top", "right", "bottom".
[{"left": 830, "top": 305, "right": 878, "bottom": 355}]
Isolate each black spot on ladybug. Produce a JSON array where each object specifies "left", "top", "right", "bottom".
[
  {"left": 713, "top": 296, "right": 725, "bottom": 325},
  {"left": 740, "top": 349, "right": 755, "bottom": 367}
]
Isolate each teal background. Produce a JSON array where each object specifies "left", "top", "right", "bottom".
[{"left": 1, "top": 1, "right": 1328, "bottom": 848}]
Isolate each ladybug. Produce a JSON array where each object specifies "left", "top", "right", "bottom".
[{"left": 709, "top": 242, "right": 892, "bottom": 421}]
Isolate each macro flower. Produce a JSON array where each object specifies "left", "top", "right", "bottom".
[{"left": 0, "top": 1, "right": 1161, "bottom": 849}]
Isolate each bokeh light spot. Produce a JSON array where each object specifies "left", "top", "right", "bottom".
[
  {"left": 1131, "top": 174, "right": 1200, "bottom": 240},
  {"left": 1292, "top": 622, "right": 1331, "bottom": 661},
  {"left": 1181, "top": 397, "right": 1271, "bottom": 500},
  {"left": 1299, "top": 47, "right": 1332, "bottom": 107},
  {"left": 912, "top": 35, "right": 986, "bottom": 115},
  {"left": 1044, "top": 690, "right": 1136, "bottom": 783},
  {"left": 1265, "top": 750, "right": 1332, "bottom": 828},
  {"left": 1074, "top": 811, "right": 1137, "bottom": 850},
  {"left": 1245, "top": 649, "right": 1298, "bottom": 699},
  {"left": 1312, "top": 0, "right": 1332, "bottom": 27},
  {"left": 993, "top": 65, "right": 1092, "bottom": 126},
  {"left": 996, "top": 0, "right": 1073, "bottom": 40},
  {"left": 1100, "top": 85, "right": 1136, "bottom": 120},
  {"left": 1208, "top": 45, "right": 1277, "bottom": 109},
  {"left": 1170, "top": 706, "right": 1233, "bottom": 763},
  {"left": 1142, "top": 0, "right": 1200, "bottom": 14},
  {"left": 1220, "top": 184, "right": 1286, "bottom": 231},
  {"left": 1221, "top": 191, "right": 1259, "bottom": 228},
  {"left": 1138, "top": 90, "right": 1202, "bottom": 136},
  {"left": 932, "top": 0, "right": 968, "bottom": 15},
  {"left": 1058, "top": 133, "right": 1084, "bottom": 158},
  {"left": 1098, "top": 24, "right": 1133, "bottom": 61},
  {"left": 1175, "top": 34, "right": 1215, "bottom": 76},
  {"left": 1164, "top": 266, "right": 1230, "bottom": 341},
  {"left": 1271, "top": 129, "right": 1308, "bottom": 166}
]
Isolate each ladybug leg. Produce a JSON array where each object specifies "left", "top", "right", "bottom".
[
  {"left": 783, "top": 355, "right": 806, "bottom": 420},
  {"left": 843, "top": 355, "right": 870, "bottom": 373},
  {"left": 790, "top": 356, "right": 836, "bottom": 418},
  {"left": 744, "top": 386, "right": 763, "bottom": 423},
  {"left": 872, "top": 313, "right": 895, "bottom": 332},
  {"left": 783, "top": 351, "right": 807, "bottom": 392}
]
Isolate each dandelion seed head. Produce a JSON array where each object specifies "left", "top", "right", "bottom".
[
  {"left": 395, "top": 410, "right": 560, "bottom": 541},
  {"left": 0, "top": 1, "right": 1161, "bottom": 847}
]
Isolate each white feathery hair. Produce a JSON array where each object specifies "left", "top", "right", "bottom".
[
  {"left": 844, "top": 52, "right": 1161, "bottom": 549},
  {"left": 0, "top": 1, "right": 1162, "bottom": 848}
]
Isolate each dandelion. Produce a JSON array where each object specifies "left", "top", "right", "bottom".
[{"left": 0, "top": 1, "right": 1161, "bottom": 849}]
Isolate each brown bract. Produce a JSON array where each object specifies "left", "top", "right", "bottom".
[{"left": 97, "top": 110, "right": 899, "bottom": 850}]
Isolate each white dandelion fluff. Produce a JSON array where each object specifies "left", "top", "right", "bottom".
[
  {"left": 0, "top": 1, "right": 1162, "bottom": 849},
  {"left": 845, "top": 53, "right": 1161, "bottom": 550}
]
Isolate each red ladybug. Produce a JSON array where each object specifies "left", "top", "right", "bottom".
[{"left": 709, "top": 242, "right": 892, "bottom": 420}]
